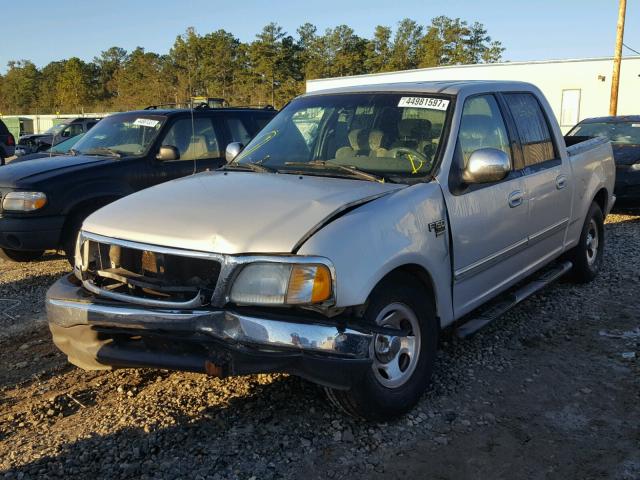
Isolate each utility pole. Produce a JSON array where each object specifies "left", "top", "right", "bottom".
[{"left": 609, "top": 0, "right": 627, "bottom": 116}]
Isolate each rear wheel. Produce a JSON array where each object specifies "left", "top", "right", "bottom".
[
  {"left": 566, "top": 202, "right": 604, "bottom": 283},
  {"left": 0, "top": 248, "right": 45, "bottom": 262},
  {"left": 324, "top": 273, "right": 438, "bottom": 420}
]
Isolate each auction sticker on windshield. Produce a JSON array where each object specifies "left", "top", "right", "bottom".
[
  {"left": 398, "top": 97, "right": 449, "bottom": 110},
  {"left": 133, "top": 118, "right": 160, "bottom": 128}
]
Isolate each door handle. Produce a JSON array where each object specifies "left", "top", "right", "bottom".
[
  {"left": 556, "top": 175, "right": 567, "bottom": 190},
  {"left": 508, "top": 190, "right": 524, "bottom": 208}
]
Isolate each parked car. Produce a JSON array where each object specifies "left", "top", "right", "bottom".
[
  {"left": 0, "top": 119, "right": 16, "bottom": 165},
  {"left": 9, "top": 133, "right": 86, "bottom": 163},
  {"left": 567, "top": 115, "right": 640, "bottom": 200},
  {"left": 15, "top": 117, "right": 101, "bottom": 156},
  {"left": 0, "top": 106, "right": 277, "bottom": 262},
  {"left": 47, "top": 81, "right": 615, "bottom": 420}
]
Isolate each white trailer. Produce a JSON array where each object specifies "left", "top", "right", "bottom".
[{"left": 306, "top": 56, "right": 640, "bottom": 132}]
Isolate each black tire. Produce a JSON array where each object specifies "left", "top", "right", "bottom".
[
  {"left": 324, "top": 272, "right": 439, "bottom": 420},
  {"left": 566, "top": 202, "right": 604, "bottom": 283},
  {"left": 0, "top": 248, "right": 45, "bottom": 262}
]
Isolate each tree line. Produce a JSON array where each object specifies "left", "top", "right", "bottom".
[{"left": 0, "top": 16, "right": 504, "bottom": 115}]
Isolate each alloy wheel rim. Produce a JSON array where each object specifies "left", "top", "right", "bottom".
[
  {"left": 586, "top": 219, "right": 599, "bottom": 266},
  {"left": 371, "top": 302, "right": 421, "bottom": 389}
]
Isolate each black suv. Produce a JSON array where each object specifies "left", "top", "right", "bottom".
[
  {"left": 0, "top": 106, "right": 277, "bottom": 262},
  {"left": 16, "top": 117, "right": 102, "bottom": 156},
  {"left": 0, "top": 119, "right": 16, "bottom": 165}
]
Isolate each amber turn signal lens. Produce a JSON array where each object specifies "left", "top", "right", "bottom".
[
  {"left": 286, "top": 264, "right": 332, "bottom": 304},
  {"left": 311, "top": 265, "right": 331, "bottom": 303}
]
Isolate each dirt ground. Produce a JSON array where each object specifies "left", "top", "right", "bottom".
[{"left": 0, "top": 207, "right": 638, "bottom": 479}]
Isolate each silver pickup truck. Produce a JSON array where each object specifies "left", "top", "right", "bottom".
[{"left": 47, "top": 81, "right": 615, "bottom": 420}]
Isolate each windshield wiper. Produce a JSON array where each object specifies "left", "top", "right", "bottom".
[
  {"left": 284, "top": 161, "right": 386, "bottom": 183},
  {"left": 84, "top": 147, "right": 123, "bottom": 158},
  {"left": 220, "top": 162, "right": 278, "bottom": 173}
]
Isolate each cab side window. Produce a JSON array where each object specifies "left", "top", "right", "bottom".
[
  {"left": 503, "top": 93, "right": 556, "bottom": 167},
  {"left": 457, "top": 94, "right": 511, "bottom": 168},
  {"left": 161, "top": 118, "right": 222, "bottom": 161}
]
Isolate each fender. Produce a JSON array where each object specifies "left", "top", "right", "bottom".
[
  {"left": 297, "top": 182, "right": 455, "bottom": 327},
  {"left": 60, "top": 180, "right": 135, "bottom": 216}
]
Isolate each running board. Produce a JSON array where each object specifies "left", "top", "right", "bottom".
[{"left": 455, "top": 261, "right": 573, "bottom": 338}]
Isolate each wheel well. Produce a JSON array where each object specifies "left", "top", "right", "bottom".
[
  {"left": 60, "top": 197, "right": 119, "bottom": 245},
  {"left": 593, "top": 188, "right": 608, "bottom": 216},
  {"left": 375, "top": 264, "right": 439, "bottom": 324}
]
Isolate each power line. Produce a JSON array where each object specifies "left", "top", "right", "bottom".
[{"left": 623, "top": 42, "right": 640, "bottom": 56}]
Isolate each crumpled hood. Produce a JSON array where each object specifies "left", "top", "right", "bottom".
[
  {"left": 83, "top": 171, "right": 405, "bottom": 254},
  {"left": 0, "top": 155, "right": 112, "bottom": 187},
  {"left": 612, "top": 144, "right": 640, "bottom": 166}
]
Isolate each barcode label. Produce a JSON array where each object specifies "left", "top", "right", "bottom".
[
  {"left": 398, "top": 97, "right": 449, "bottom": 110},
  {"left": 133, "top": 118, "right": 160, "bottom": 128}
]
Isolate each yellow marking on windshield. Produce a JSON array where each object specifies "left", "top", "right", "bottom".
[{"left": 407, "top": 153, "right": 424, "bottom": 174}]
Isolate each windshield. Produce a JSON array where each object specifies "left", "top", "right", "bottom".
[
  {"left": 569, "top": 121, "right": 640, "bottom": 145},
  {"left": 71, "top": 114, "right": 165, "bottom": 156},
  {"left": 45, "top": 123, "right": 67, "bottom": 136},
  {"left": 50, "top": 133, "right": 85, "bottom": 153},
  {"left": 235, "top": 93, "right": 451, "bottom": 181}
]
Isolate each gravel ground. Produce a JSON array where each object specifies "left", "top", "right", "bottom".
[{"left": 0, "top": 207, "right": 639, "bottom": 479}]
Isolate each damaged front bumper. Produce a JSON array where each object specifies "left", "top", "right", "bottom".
[{"left": 47, "top": 274, "right": 374, "bottom": 389}]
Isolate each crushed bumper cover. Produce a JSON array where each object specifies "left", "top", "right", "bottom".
[{"left": 47, "top": 274, "right": 374, "bottom": 389}]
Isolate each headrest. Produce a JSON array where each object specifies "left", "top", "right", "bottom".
[
  {"left": 368, "top": 130, "right": 386, "bottom": 150},
  {"left": 348, "top": 129, "right": 368, "bottom": 150},
  {"left": 398, "top": 119, "right": 416, "bottom": 138},
  {"left": 398, "top": 118, "right": 432, "bottom": 139}
]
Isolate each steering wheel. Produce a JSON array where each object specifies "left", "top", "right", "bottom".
[{"left": 389, "top": 147, "right": 431, "bottom": 174}]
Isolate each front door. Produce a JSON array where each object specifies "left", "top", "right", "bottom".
[
  {"left": 154, "top": 116, "right": 226, "bottom": 183},
  {"left": 441, "top": 94, "right": 531, "bottom": 317}
]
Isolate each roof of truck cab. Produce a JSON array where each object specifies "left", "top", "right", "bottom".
[
  {"left": 301, "top": 80, "right": 538, "bottom": 97},
  {"left": 578, "top": 115, "right": 640, "bottom": 124},
  {"left": 116, "top": 108, "right": 276, "bottom": 116}
]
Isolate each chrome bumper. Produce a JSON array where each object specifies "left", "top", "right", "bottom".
[{"left": 46, "top": 275, "right": 372, "bottom": 359}]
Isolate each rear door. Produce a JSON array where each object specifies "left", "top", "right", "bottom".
[
  {"left": 501, "top": 92, "right": 572, "bottom": 265},
  {"left": 442, "top": 94, "right": 530, "bottom": 316}
]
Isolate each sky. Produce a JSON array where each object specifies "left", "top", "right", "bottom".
[{"left": 2, "top": 0, "right": 639, "bottom": 73}]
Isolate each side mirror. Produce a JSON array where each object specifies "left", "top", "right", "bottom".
[
  {"left": 462, "top": 148, "right": 511, "bottom": 184},
  {"left": 225, "top": 142, "right": 243, "bottom": 163},
  {"left": 156, "top": 145, "right": 180, "bottom": 161}
]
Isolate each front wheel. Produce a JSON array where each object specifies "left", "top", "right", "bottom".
[
  {"left": 0, "top": 248, "right": 45, "bottom": 262},
  {"left": 324, "top": 273, "right": 438, "bottom": 420},
  {"left": 566, "top": 202, "right": 604, "bottom": 283}
]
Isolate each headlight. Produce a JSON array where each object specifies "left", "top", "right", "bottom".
[
  {"left": 630, "top": 163, "right": 640, "bottom": 171},
  {"left": 2, "top": 191, "right": 47, "bottom": 211},
  {"left": 230, "top": 262, "right": 333, "bottom": 306}
]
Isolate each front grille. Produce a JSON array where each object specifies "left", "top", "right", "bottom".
[{"left": 82, "top": 238, "right": 221, "bottom": 305}]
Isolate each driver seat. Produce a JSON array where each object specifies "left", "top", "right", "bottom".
[{"left": 182, "top": 135, "right": 209, "bottom": 160}]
